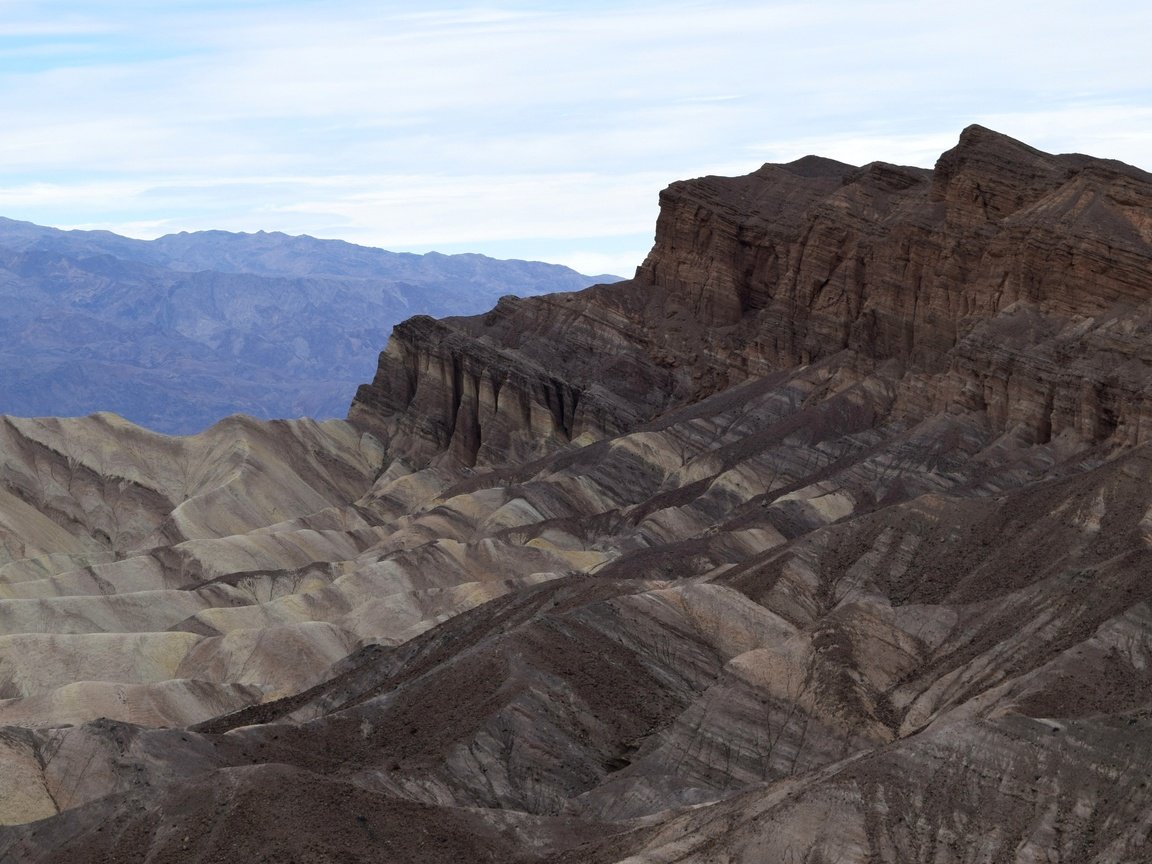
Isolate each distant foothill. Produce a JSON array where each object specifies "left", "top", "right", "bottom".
[{"left": 0, "top": 220, "right": 621, "bottom": 434}]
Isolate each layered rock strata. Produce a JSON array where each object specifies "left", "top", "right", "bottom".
[
  {"left": 1, "top": 127, "right": 1151, "bottom": 862},
  {"left": 352, "top": 125, "right": 1152, "bottom": 468}
]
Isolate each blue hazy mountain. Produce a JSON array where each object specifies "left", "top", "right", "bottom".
[{"left": 0, "top": 218, "right": 622, "bottom": 433}]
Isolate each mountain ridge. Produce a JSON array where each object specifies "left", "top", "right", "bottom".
[
  {"left": 0, "top": 219, "right": 621, "bottom": 434},
  {"left": 0, "top": 126, "right": 1151, "bottom": 862},
  {"left": 349, "top": 123, "right": 1152, "bottom": 472},
  {"left": 0, "top": 216, "right": 622, "bottom": 283}
]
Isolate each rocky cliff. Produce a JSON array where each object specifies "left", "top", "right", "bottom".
[
  {"left": 352, "top": 124, "right": 1152, "bottom": 466},
  {"left": 1, "top": 127, "right": 1151, "bottom": 863}
]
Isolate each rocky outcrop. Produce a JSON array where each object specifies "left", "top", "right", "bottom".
[
  {"left": 352, "top": 124, "right": 1152, "bottom": 468},
  {"left": 349, "top": 313, "right": 636, "bottom": 468},
  {"left": 3, "top": 128, "right": 1152, "bottom": 862}
]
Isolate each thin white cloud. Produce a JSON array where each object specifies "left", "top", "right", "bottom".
[
  {"left": 7, "top": 170, "right": 665, "bottom": 255},
  {"left": 0, "top": 0, "right": 1149, "bottom": 270}
]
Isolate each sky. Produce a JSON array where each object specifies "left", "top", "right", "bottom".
[{"left": 0, "top": 1, "right": 1149, "bottom": 278}]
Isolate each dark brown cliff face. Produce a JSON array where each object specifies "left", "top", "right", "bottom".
[
  {"left": 348, "top": 311, "right": 659, "bottom": 468},
  {"left": 4, "top": 128, "right": 1152, "bottom": 863},
  {"left": 351, "top": 124, "right": 1152, "bottom": 468},
  {"left": 634, "top": 123, "right": 1152, "bottom": 441}
]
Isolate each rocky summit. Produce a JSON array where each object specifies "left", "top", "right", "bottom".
[{"left": 0, "top": 126, "right": 1150, "bottom": 863}]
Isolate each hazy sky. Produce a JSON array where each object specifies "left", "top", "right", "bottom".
[{"left": 0, "top": 0, "right": 1149, "bottom": 276}]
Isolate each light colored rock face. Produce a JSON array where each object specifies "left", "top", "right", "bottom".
[
  {"left": 0, "top": 414, "right": 395, "bottom": 731},
  {"left": 2, "top": 128, "right": 1152, "bottom": 863}
]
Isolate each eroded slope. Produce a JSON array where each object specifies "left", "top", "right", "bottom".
[{"left": 1, "top": 126, "right": 1151, "bottom": 862}]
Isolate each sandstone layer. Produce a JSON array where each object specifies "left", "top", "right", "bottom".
[{"left": 1, "top": 127, "right": 1151, "bottom": 862}]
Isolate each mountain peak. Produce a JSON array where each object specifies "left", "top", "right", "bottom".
[
  {"left": 955, "top": 122, "right": 1035, "bottom": 150},
  {"left": 779, "top": 153, "right": 858, "bottom": 178},
  {"left": 931, "top": 123, "right": 1071, "bottom": 220}
]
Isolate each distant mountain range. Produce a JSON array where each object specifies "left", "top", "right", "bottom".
[{"left": 0, "top": 218, "right": 621, "bottom": 433}]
